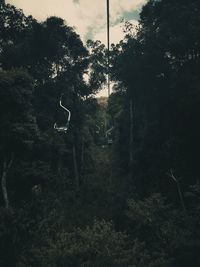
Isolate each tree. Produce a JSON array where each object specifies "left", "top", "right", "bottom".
[
  {"left": 109, "top": 0, "right": 200, "bottom": 196},
  {"left": 0, "top": 70, "right": 38, "bottom": 209}
]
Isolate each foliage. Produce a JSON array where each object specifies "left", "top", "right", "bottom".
[{"left": 1, "top": 0, "right": 200, "bottom": 266}]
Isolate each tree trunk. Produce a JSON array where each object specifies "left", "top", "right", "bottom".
[
  {"left": 81, "top": 139, "right": 85, "bottom": 178},
  {"left": 1, "top": 154, "right": 13, "bottom": 209},
  {"left": 176, "top": 181, "right": 186, "bottom": 212},
  {"left": 129, "top": 97, "right": 134, "bottom": 177},
  {"left": 72, "top": 144, "right": 80, "bottom": 190}
]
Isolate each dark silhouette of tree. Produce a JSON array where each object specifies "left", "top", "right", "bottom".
[{"left": 1, "top": 1, "right": 200, "bottom": 266}]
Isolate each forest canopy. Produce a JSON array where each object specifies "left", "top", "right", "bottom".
[{"left": 0, "top": 0, "right": 200, "bottom": 266}]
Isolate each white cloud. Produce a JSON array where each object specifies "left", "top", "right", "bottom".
[
  {"left": 94, "top": 19, "right": 138, "bottom": 45},
  {"left": 6, "top": 0, "right": 146, "bottom": 97},
  {"left": 6, "top": 0, "right": 146, "bottom": 43}
]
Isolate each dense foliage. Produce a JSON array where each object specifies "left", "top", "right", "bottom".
[{"left": 1, "top": 0, "right": 200, "bottom": 266}]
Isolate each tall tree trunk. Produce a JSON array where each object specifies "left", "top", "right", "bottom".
[
  {"left": 80, "top": 139, "right": 85, "bottom": 178},
  {"left": 129, "top": 97, "right": 134, "bottom": 177},
  {"left": 72, "top": 144, "right": 80, "bottom": 190},
  {"left": 1, "top": 154, "right": 13, "bottom": 209}
]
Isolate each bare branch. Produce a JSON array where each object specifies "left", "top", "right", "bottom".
[
  {"left": 8, "top": 152, "right": 14, "bottom": 169},
  {"left": 1, "top": 153, "right": 14, "bottom": 209},
  {"left": 167, "top": 169, "right": 186, "bottom": 212}
]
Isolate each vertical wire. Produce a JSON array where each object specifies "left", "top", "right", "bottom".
[{"left": 107, "top": 0, "right": 110, "bottom": 97}]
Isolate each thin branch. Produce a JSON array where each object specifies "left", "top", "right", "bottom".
[
  {"left": 1, "top": 153, "right": 14, "bottom": 209},
  {"left": 8, "top": 152, "right": 14, "bottom": 169},
  {"left": 167, "top": 169, "right": 186, "bottom": 212}
]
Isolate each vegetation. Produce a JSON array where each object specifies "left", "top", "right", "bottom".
[{"left": 1, "top": 0, "right": 200, "bottom": 266}]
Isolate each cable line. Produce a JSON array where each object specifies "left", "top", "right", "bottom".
[{"left": 107, "top": 0, "right": 110, "bottom": 97}]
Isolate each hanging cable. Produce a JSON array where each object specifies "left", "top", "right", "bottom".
[{"left": 107, "top": 0, "right": 110, "bottom": 97}]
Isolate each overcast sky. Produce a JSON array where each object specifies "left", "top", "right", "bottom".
[
  {"left": 6, "top": 0, "right": 146, "bottom": 96},
  {"left": 6, "top": 0, "right": 146, "bottom": 44}
]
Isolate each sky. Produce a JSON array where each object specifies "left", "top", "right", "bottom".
[{"left": 6, "top": 0, "right": 147, "bottom": 96}]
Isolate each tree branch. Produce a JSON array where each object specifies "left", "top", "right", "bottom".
[
  {"left": 1, "top": 153, "right": 14, "bottom": 209},
  {"left": 167, "top": 169, "right": 186, "bottom": 212}
]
